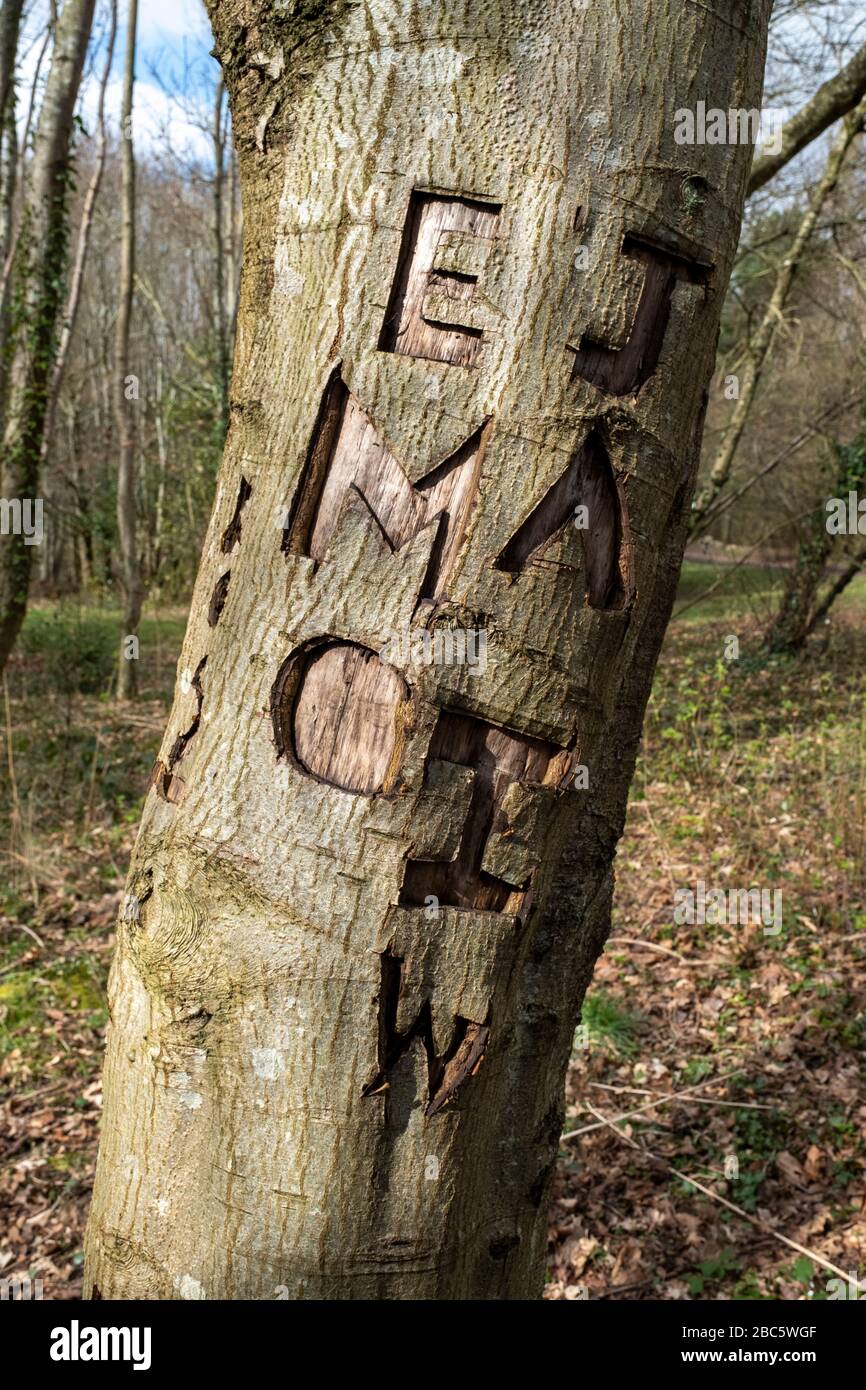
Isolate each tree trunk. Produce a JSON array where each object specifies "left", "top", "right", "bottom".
[
  {"left": 212, "top": 76, "right": 230, "bottom": 441},
  {"left": 764, "top": 521, "right": 833, "bottom": 656},
  {"left": 693, "top": 93, "right": 866, "bottom": 526},
  {"left": 0, "top": 0, "right": 25, "bottom": 383},
  {"left": 765, "top": 413, "right": 866, "bottom": 656},
  {"left": 0, "top": 0, "right": 96, "bottom": 676},
  {"left": 0, "top": 0, "right": 25, "bottom": 131},
  {"left": 41, "top": 0, "right": 117, "bottom": 474},
  {"left": 86, "top": 0, "right": 772, "bottom": 1300},
  {"left": 803, "top": 545, "right": 866, "bottom": 638},
  {"left": 151, "top": 356, "right": 168, "bottom": 583},
  {"left": 115, "top": 0, "right": 141, "bottom": 699},
  {"left": 0, "top": 50, "right": 20, "bottom": 432}
]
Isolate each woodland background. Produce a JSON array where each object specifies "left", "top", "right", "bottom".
[{"left": 1, "top": 0, "right": 866, "bottom": 1300}]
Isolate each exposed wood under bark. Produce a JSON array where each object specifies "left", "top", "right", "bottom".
[
  {"left": 286, "top": 371, "right": 487, "bottom": 600},
  {"left": 379, "top": 191, "right": 502, "bottom": 367},
  {"left": 288, "top": 640, "right": 409, "bottom": 795},
  {"left": 221, "top": 474, "right": 252, "bottom": 553},
  {"left": 401, "top": 709, "right": 564, "bottom": 914},
  {"left": 495, "top": 429, "right": 632, "bottom": 609},
  {"left": 362, "top": 948, "right": 490, "bottom": 1115},
  {"left": 568, "top": 235, "right": 712, "bottom": 396}
]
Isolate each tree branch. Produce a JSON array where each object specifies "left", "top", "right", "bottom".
[{"left": 748, "top": 40, "right": 866, "bottom": 196}]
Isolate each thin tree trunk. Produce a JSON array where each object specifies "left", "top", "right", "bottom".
[
  {"left": 115, "top": 0, "right": 140, "bottom": 699},
  {"left": 0, "top": 77, "right": 19, "bottom": 429},
  {"left": 0, "top": 0, "right": 25, "bottom": 431},
  {"left": 694, "top": 392, "right": 859, "bottom": 541},
  {"left": 693, "top": 93, "right": 866, "bottom": 526},
  {"left": 804, "top": 546, "right": 866, "bottom": 636},
  {"left": 765, "top": 410, "right": 866, "bottom": 655},
  {"left": 70, "top": 451, "right": 92, "bottom": 590},
  {"left": 0, "top": 16, "right": 54, "bottom": 316},
  {"left": 764, "top": 520, "right": 833, "bottom": 655},
  {"left": 42, "top": 0, "right": 117, "bottom": 471},
  {"left": 0, "top": 0, "right": 96, "bottom": 677},
  {"left": 212, "top": 76, "right": 230, "bottom": 440},
  {"left": 0, "top": 0, "right": 25, "bottom": 129},
  {"left": 86, "top": 0, "right": 773, "bottom": 1301},
  {"left": 152, "top": 357, "right": 168, "bottom": 582}
]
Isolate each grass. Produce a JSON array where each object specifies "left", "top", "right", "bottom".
[
  {"left": 580, "top": 990, "right": 645, "bottom": 1058},
  {"left": 0, "top": 600, "right": 187, "bottom": 916},
  {"left": 15, "top": 600, "right": 187, "bottom": 700},
  {"left": 674, "top": 559, "right": 866, "bottom": 626},
  {"left": 0, "top": 956, "right": 107, "bottom": 1069}
]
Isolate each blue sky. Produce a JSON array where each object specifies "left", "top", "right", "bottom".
[
  {"left": 16, "top": 1, "right": 864, "bottom": 175},
  {"left": 20, "top": 0, "right": 218, "bottom": 161}
]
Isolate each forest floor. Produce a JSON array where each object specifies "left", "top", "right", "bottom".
[{"left": 1, "top": 564, "right": 865, "bottom": 1301}]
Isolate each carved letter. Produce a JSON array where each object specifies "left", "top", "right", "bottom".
[
  {"left": 151, "top": 656, "right": 207, "bottom": 804},
  {"left": 271, "top": 640, "right": 410, "bottom": 796},
  {"left": 379, "top": 191, "right": 501, "bottom": 366},
  {"left": 496, "top": 430, "right": 631, "bottom": 609},
  {"left": 400, "top": 710, "right": 567, "bottom": 914},
  {"left": 284, "top": 370, "right": 488, "bottom": 599},
  {"left": 362, "top": 948, "right": 490, "bottom": 1115},
  {"left": 568, "top": 235, "right": 711, "bottom": 395},
  {"left": 220, "top": 475, "right": 252, "bottom": 553}
]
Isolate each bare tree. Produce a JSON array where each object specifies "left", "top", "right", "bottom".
[
  {"left": 0, "top": 0, "right": 25, "bottom": 139},
  {"left": 0, "top": 0, "right": 97, "bottom": 676},
  {"left": 0, "top": 0, "right": 26, "bottom": 429},
  {"left": 694, "top": 93, "right": 866, "bottom": 524},
  {"left": 115, "top": 0, "right": 140, "bottom": 698},
  {"left": 748, "top": 39, "right": 866, "bottom": 195},
  {"left": 42, "top": 0, "right": 118, "bottom": 473}
]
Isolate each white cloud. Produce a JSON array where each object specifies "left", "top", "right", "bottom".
[
  {"left": 137, "top": 0, "right": 211, "bottom": 47},
  {"left": 16, "top": 0, "right": 217, "bottom": 161},
  {"left": 78, "top": 72, "right": 214, "bottom": 163}
]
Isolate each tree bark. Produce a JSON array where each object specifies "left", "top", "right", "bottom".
[
  {"left": 0, "top": 0, "right": 96, "bottom": 676},
  {"left": 0, "top": 46, "right": 20, "bottom": 432},
  {"left": 765, "top": 408, "right": 866, "bottom": 656},
  {"left": 115, "top": 0, "right": 140, "bottom": 699},
  {"left": 803, "top": 546, "right": 866, "bottom": 637},
  {"left": 764, "top": 518, "right": 834, "bottom": 656},
  {"left": 86, "top": 0, "right": 772, "bottom": 1300}
]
